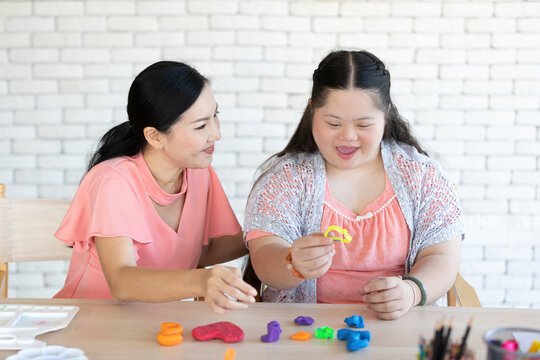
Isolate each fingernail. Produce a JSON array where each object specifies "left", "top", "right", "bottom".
[{"left": 364, "top": 286, "right": 370, "bottom": 292}]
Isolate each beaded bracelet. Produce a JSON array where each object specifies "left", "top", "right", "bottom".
[
  {"left": 285, "top": 248, "right": 305, "bottom": 280},
  {"left": 403, "top": 275, "right": 426, "bottom": 306}
]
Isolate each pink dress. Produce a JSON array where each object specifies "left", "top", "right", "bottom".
[
  {"left": 54, "top": 152, "right": 241, "bottom": 299},
  {"left": 247, "top": 173, "right": 410, "bottom": 304}
]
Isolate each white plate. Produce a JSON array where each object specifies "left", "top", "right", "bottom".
[
  {"left": 5, "top": 345, "right": 87, "bottom": 360},
  {"left": 0, "top": 305, "right": 79, "bottom": 350}
]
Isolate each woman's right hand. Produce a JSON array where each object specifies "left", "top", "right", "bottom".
[
  {"left": 290, "top": 233, "right": 335, "bottom": 279},
  {"left": 202, "top": 265, "right": 258, "bottom": 314}
]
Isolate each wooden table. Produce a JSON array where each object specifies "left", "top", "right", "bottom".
[{"left": 1, "top": 298, "right": 539, "bottom": 359}]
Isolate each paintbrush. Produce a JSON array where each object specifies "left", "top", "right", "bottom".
[
  {"left": 433, "top": 319, "right": 445, "bottom": 360},
  {"left": 456, "top": 317, "right": 473, "bottom": 360},
  {"left": 438, "top": 318, "right": 454, "bottom": 360},
  {"left": 419, "top": 335, "right": 426, "bottom": 360}
]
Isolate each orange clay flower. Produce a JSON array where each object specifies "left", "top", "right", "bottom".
[{"left": 157, "top": 322, "right": 183, "bottom": 346}]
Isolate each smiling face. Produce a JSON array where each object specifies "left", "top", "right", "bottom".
[
  {"left": 311, "top": 89, "right": 386, "bottom": 172},
  {"left": 159, "top": 84, "right": 221, "bottom": 169}
]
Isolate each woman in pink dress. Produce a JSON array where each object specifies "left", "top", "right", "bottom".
[{"left": 54, "top": 61, "right": 257, "bottom": 314}]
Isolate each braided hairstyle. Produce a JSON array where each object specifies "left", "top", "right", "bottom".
[
  {"left": 275, "top": 50, "right": 427, "bottom": 157},
  {"left": 243, "top": 50, "right": 428, "bottom": 289}
]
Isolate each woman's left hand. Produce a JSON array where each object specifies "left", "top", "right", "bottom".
[{"left": 361, "top": 276, "right": 416, "bottom": 320}]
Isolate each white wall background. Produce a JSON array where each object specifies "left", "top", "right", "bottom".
[{"left": 1, "top": 0, "right": 539, "bottom": 307}]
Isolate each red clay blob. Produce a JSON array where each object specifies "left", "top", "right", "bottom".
[{"left": 192, "top": 321, "right": 244, "bottom": 343}]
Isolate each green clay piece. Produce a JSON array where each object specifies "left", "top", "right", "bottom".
[{"left": 315, "top": 326, "right": 334, "bottom": 339}]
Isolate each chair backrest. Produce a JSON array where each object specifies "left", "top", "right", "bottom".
[
  {"left": 0, "top": 184, "right": 72, "bottom": 297},
  {"left": 445, "top": 185, "right": 481, "bottom": 307},
  {"left": 447, "top": 272, "right": 481, "bottom": 307}
]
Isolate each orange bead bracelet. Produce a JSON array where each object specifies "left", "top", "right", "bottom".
[{"left": 286, "top": 248, "right": 306, "bottom": 280}]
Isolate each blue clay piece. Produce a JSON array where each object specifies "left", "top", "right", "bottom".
[
  {"left": 344, "top": 315, "right": 365, "bottom": 328},
  {"left": 337, "top": 328, "right": 371, "bottom": 352},
  {"left": 261, "top": 321, "right": 282, "bottom": 343},
  {"left": 294, "top": 316, "right": 314, "bottom": 326},
  {"left": 346, "top": 334, "right": 369, "bottom": 351}
]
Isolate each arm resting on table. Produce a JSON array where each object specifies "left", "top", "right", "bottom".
[{"left": 407, "top": 237, "right": 461, "bottom": 305}]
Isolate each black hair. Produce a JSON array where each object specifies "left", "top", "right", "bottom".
[
  {"left": 86, "top": 61, "right": 208, "bottom": 172},
  {"left": 276, "top": 49, "right": 427, "bottom": 158}
]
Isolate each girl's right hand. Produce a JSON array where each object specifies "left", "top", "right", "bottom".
[
  {"left": 290, "top": 233, "right": 335, "bottom": 280},
  {"left": 202, "top": 265, "right": 258, "bottom": 314}
]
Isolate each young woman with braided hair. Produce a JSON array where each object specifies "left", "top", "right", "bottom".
[{"left": 244, "top": 50, "right": 463, "bottom": 320}]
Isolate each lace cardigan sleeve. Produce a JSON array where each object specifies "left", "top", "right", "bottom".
[
  {"left": 383, "top": 140, "right": 465, "bottom": 272},
  {"left": 244, "top": 155, "right": 315, "bottom": 245},
  {"left": 415, "top": 162, "right": 464, "bottom": 250},
  {"left": 243, "top": 153, "right": 324, "bottom": 303}
]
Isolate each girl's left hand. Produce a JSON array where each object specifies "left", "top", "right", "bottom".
[{"left": 361, "top": 276, "right": 416, "bottom": 320}]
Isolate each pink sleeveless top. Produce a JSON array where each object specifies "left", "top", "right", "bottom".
[
  {"left": 54, "top": 152, "right": 241, "bottom": 299},
  {"left": 247, "top": 173, "right": 410, "bottom": 304},
  {"left": 317, "top": 173, "right": 410, "bottom": 303}
]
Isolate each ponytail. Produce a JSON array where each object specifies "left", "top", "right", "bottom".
[{"left": 86, "top": 121, "right": 146, "bottom": 173}]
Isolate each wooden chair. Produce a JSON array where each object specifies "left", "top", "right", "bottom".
[
  {"left": 0, "top": 183, "right": 72, "bottom": 298},
  {"left": 445, "top": 185, "right": 481, "bottom": 306},
  {"left": 447, "top": 272, "right": 481, "bottom": 307}
]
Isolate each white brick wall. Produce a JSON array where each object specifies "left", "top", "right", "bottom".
[{"left": 1, "top": 0, "right": 539, "bottom": 308}]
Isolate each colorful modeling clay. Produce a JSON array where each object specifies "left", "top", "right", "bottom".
[
  {"left": 344, "top": 315, "right": 365, "bottom": 328},
  {"left": 529, "top": 340, "right": 540, "bottom": 353},
  {"left": 324, "top": 225, "right": 352, "bottom": 243},
  {"left": 315, "top": 326, "right": 334, "bottom": 339},
  {"left": 261, "top": 321, "right": 282, "bottom": 343},
  {"left": 192, "top": 321, "right": 244, "bottom": 343},
  {"left": 291, "top": 331, "right": 312, "bottom": 341},
  {"left": 337, "top": 328, "right": 371, "bottom": 352},
  {"left": 157, "top": 322, "right": 183, "bottom": 346},
  {"left": 223, "top": 347, "right": 236, "bottom": 360},
  {"left": 294, "top": 316, "right": 314, "bottom": 326},
  {"left": 502, "top": 339, "right": 518, "bottom": 352}
]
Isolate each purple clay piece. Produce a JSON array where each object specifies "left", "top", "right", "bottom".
[
  {"left": 294, "top": 316, "right": 314, "bottom": 326},
  {"left": 261, "top": 321, "right": 282, "bottom": 343}
]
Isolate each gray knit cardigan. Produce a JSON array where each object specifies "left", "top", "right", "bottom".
[{"left": 244, "top": 139, "right": 464, "bottom": 303}]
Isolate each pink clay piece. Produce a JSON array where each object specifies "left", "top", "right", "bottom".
[
  {"left": 192, "top": 321, "right": 244, "bottom": 343},
  {"left": 502, "top": 339, "right": 518, "bottom": 352}
]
